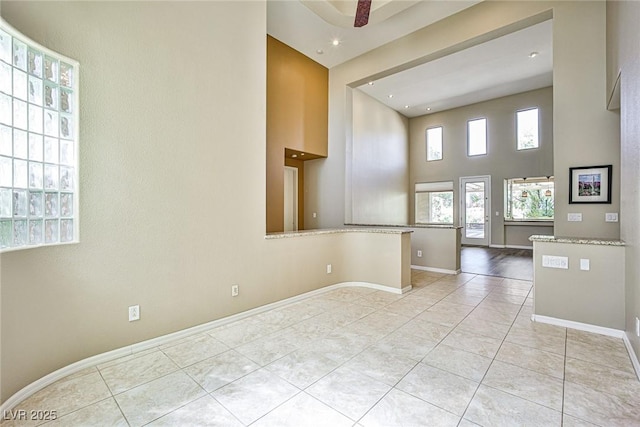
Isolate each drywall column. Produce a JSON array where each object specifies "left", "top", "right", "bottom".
[{"left": 531, "top": 236, "right": 625, "bottom": 330}]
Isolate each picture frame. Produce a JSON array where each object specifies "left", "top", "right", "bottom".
[{"left": 569, "top": 165, "right": 612, "bottom": 204}]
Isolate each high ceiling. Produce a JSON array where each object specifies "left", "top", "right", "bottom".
[{"left": 267, "top": 0, "right": 553, "bottom": 117}]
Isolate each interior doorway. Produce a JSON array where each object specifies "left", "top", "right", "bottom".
[
  {"left": 460, "top": 175, "right": 491, "bottom": 246},
  {"left": 284, "top": 166, "right": 298, "bottom": 231}
]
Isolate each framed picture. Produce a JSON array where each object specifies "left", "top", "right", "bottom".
[{"left": 569, "top": 165, "right": 612, "bottom": 204}]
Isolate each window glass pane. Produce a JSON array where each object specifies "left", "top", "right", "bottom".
[
  {"left": 517, "top": 108, "right": 539, "bottom": 150},
  {"left": 465, "top": 182, "right": 485, "bottom": 238},
  {"left": 415, "top": 187, "right": 453, "bottom": 224},
  {"left": 468, "top": 118, "right": 486, "bottom": 156},
  {"left": 504, "top": 177, "right": 554, "bottom": 220},
  {"left": 426, "top": 127, "right": 442, "bottom": 161}
]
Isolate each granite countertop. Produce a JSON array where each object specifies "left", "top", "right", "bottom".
[
  {"left": 529, "top": 235, "right": 625, "bottom": 246},
  {"left": 265, "top": 227, "right": 413, "bottom": 240},
  {"left": 345, "top": 223, "right": 462, "bottom": 230}
]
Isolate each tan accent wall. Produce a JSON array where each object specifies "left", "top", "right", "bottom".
[{"left": 266, "top": 36, "right": 328, "bottom": 233}]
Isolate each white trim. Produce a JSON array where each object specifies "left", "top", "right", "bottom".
[
  {"left": 532, "top": 314, "right": 625, "bottom": 338},
  {"left": 411, "top": 265, "right": 460, "bottom": 275},
  {"left": 622, "top": 333, "right": 640, "bottom": 381},
  {"left": 0, "top": 281, "right": 405, "bottom": 413},
  {"left": 490, "top": 244, "right": 533, "bottom": 250}
]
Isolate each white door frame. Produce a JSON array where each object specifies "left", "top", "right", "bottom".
[
  {"left": 284, "top": 166, "right": 298, "bottom": 232},
  {"left": 460, "top": 175, "right": 491, "bottom": 246}
]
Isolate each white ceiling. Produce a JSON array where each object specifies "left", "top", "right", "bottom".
[{"left": 267, "top": 0, "right": 553, "bottom": 118}]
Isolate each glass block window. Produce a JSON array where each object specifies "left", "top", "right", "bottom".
[{"left": 0, "top": 19, "right": 79, "bottom": 251}]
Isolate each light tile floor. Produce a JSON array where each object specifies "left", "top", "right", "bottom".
[{"left": 3, "top": 270, "right": 640, "bottom": 426}]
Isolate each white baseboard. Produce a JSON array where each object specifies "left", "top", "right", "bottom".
[
  {"left": 532, "top": 314, "right": 625, "bottom": 338},
  {"left": 489, "top": 244, "right": 532, "bottom": 250},
  {"left": 622, "top": 333, "right": 640, "bottom": 381},
  {"left": 411, "top": 265, "right": 459, "bottom": 275},
  {"left": 532, "top": 314, "right": 640, "bottom": 381},
  {"left": 0, "top": 281, "right": 403, "bottom": 413}
]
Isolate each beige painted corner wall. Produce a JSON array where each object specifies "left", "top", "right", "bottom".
[
  {"left": 409, "top": 87, "right": 554, "bottom": 246},
  {"left": 351, "top": 89, "right": 409, "bottom": 225},
  {"left": 0, "top": 1, "right": 408, "bottom": 405},
  {"left": 410, "top": 228, "right": 461, "bottom": 273},
  {"left": 606, "top": 0, "right": 640, "bottom": 367},
  {"left": 532, "top": 241, "right": 625, "bottom": 329}
]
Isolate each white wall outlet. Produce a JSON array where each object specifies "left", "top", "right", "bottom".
[
  {"left": 636, "top": 317, "right": 640, "bottom": 337},
  {"left": 605, "top": 213, "right": 619, "bottom": 222},
  {"left": 579, "top": 258, "right": 590, "bottom": 271},
  {"left": 313, "top": 212, "right": 317, "bottom": 218},
  {"left": 128, "top": 305, "right": 140, "bottom": 322},
  {"left": 495, "top": 211, "right": 499, "bottom": 216},
  {"left": 326, "top": 264, "right": 332, "bottom": 274},
  {"left": 567, "top": 213, "right": 582, "bottom": 222},
  {"left": 542, "top": 255, "right": 569, "bottom": 269},
  {"left": 231, "top": 284, "right": 239, "bottom": 297},
  {"left": 417, "top": 250, "right": 423, "bottom": 258}
]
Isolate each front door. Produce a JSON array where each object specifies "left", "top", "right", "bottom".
[{"left": 460, "top": 176, "right": 490, "bottom": 246}]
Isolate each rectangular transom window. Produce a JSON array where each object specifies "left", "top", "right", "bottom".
[
  {"left": 426, "top": 126, "right": 443, "bottom": 161},
  {"left": 517, "top": 108, "right": 539, "bottom": 150},
  {"left": 0, "top": 19, "right": 79, "bottom": 251},
  {"left": 467, "top": 118, "right": 486, "bottom": 156},
  {"left": 504, "top": 176, "right": 554, "bottom": 221},
  {"left": 415, "top": 181, "right": 454, "bottom": 224}
]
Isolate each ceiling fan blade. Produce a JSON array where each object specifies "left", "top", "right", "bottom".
[{"left": 354, "top": 0, "right": 372, "bottom": 27}]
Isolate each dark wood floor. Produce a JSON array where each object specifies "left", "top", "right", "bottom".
[{"left": 461, "top": 246, "right": 533, "bottom": 281}]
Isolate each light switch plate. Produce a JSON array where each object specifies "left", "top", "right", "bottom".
[
  {"left": 567, "top": 213, "right": 582, "bottom": 222},
  {"left": 580, "top": 259, "right": 590, "bottom": 271},
  {"left": 605, "top": 213, "right": 618, "bottom": 222},
  {"left": 542, "top": 255, "right": 569, "bottom": 269}
]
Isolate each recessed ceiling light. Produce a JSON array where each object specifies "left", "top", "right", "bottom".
[
  {"left": 368, "top": 81, "right": 374, "bottom": 85},
  {"left": 300, "top": 153, "right": 305, "bottom": 156},
  {"left": 529, "top": 51, "right": 539, "bottom": 58},
  {"left": 332, "top": 39, "right": 340, "bottom": 46},
  {"left": 316, "top": 49, "right": 324, "bottom": 55},
  {"left": 404, "top": 105, "right": 409, "bottom": 109},
  {"left": 388, "top": 94, "right": 393, "bottom": 98},
  {"left": 426, "top": 107, "right": 431, "bottom": 111},
  {"left": 292, "top": 154, "right": 298, "bottom": 158}
]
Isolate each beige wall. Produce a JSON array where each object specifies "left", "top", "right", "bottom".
[
  {"left": 533, "top": 241, "right": 625, "bottom": 330},
  {"left": 410, "top": 227, "right": 461, "bottom": 273},
  {"left": 266, "top": 36, "right": 328, "bottom": 233},
  {"left": 351, "top": 89, "right": 409, "bottom": 225},
  {"left": 607, "top": 0, "right": 640, "bottom": 366},
  {"left": 409, "top": 87, "right": 554, "bottom": 246},
  {"left": 0, "top": 1, "right": 393, "bottom": 405}
]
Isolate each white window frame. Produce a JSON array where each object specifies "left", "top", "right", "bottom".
[
  {"left": 0, "top": 18, "right": 80, "bottom": 252},
  {"left": 415, "top": 181, "right": 454, "bottom": 225},
  {"left": 516, "top": 107, "right": 539, "bottom": 150},
  {"left": 426, "top": 126, "right": 443, "bottom": 161},
  {"left": 467, "top": 117, "right": 487, "bottom": 156}
]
